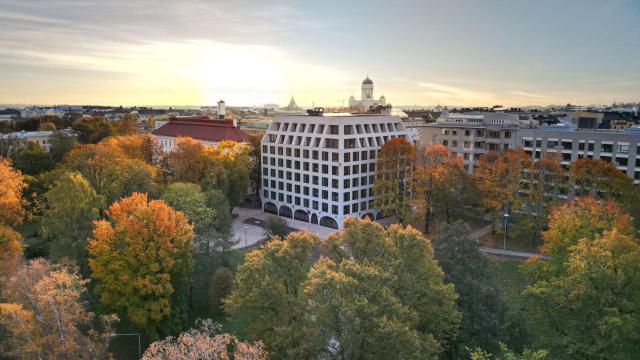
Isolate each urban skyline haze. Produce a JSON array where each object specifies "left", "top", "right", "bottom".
[{"left": 1, "top": 0, "right": 639, "bottom": 107}]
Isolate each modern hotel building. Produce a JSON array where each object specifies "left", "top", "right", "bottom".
[{"left": 260, "top": 113, "right": 410, "bottom": 229}]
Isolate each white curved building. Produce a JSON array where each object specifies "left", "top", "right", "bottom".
[{"left": 260, "top": 113, "right": 410, "bottom": 229}]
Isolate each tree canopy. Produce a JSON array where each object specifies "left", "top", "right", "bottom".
[{"left": 87, "top": 193, "right": 194, "bottom": 339}]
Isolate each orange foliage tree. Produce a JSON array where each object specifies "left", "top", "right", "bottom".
[
  {"left": 413, "top": 144, "right": 475, "bottom": 233},
  {"left": 570, "top": 158, "right": 639, "bottom": 229},
  {"left": 0, "top": 259, "right": 117, "bottom": 359},
  {"left": 0, "top": 157, "right": 27, "bottom": 227},
  {"left": 63, "top": 143, "right": 157, "bottom": 203},
  {"left": 87, "top": 193, "right": 194, "bottom": 339},
  {"left": 523, "top": 153, "right": 566, "bottom": 245},
  {"left": 165, "top": 137, "right": 252, "bottom": 210},
  {"left": 101, "top": 133, "right": 162, "bottom": 166},
  {"left": 373, "top": 137, "right": 415, "bottom": 223},
  {"left": 542, "top": 196, "right": 634, "bottom": 259},
  {"left": 475, "top": 149, "right": 531, "bottom": 230}
]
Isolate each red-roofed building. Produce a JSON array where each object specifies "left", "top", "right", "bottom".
[{"left": 152, "top": 116, "right": 250, "bottom": 152}]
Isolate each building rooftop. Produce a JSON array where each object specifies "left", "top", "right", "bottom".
[{"left": 152, "top": 116, "right": 250, "bottom": 143}]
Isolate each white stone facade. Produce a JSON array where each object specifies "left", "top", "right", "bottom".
[
  {"left": 260, "top": 114, "right": 410, "bottom": 229},
  {"left": 348, "top": 77, "right": 387, "bottom": 111}
]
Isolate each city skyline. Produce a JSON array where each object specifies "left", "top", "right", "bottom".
[{"left": 1, "top": 0, "right": 639, "bottom": 107}]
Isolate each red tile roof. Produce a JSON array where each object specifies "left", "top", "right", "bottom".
[{"left": 152, "top": 116, "right": 250, "bottom": 143}]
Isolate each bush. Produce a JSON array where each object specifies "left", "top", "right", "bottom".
[{"left": 264, "top": 215, "right": 289, "bottom": 239}]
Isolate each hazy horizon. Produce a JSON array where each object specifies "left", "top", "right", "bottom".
[{"left": 1, "top": 0, "right": 639, "bottom": 107}]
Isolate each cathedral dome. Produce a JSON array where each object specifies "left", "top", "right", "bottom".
[{"left": 362, "top": 77, "right": 373, "bottom": 85}]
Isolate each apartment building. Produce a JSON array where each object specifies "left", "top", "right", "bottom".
[
  {"left": 414, "top": 112, "right": 527, "bottom": 173},
  {"left": 518, "top": 126, "right": 640, "bottom": 183},
  {"left": 260, "top": 113, "right": 410, "bottom": 229}
]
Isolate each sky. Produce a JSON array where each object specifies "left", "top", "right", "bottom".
[{"left": 1, "top": 0, "right": 639, "bottom": 107}]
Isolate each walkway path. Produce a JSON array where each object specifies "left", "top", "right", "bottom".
[
  {"left": 479, "top": 247, "right": 551, "bottom": 260},
  {"left": 470, "top": 224, "right": 550, "bottom": 260}
]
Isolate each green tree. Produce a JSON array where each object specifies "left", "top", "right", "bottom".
[
  {"left": 225, "top": 231, "right": 317, "bottom": 357},
  {"left": 39, "top": 172, "right": 104, "bottom": 272},
  {"left": 432, "top": 221, "right": 525, "bottom": 357},
  {"left": 226, "top": 218, "right": 461, "bottom": 359},
  {"left": 470, "top": 343, "right": 548, "bottom": 360},
  {"left": 87, "top": 193, "right": 194, "bottom": 339},
  {"left": 204, "top": 189, "right": 234, "bottom": 252},
  {"left": 162, "top": 183, "right": 217, "bottom": 253},
  {"left": 264, "top": 214, "right": 289, "bottom": 239},
  {"left": 72, "top": 116, "right": 113, "bottom": 144},
  {"left": 49, "top": 131, "right": 78, "bottom": 163},
  {"left": 11, "top": 141, "right": 54, "bottom": 175},
  {"left": 208, "top": 267, "right": 234, "bottom": 316},
  {"left": 524, "top": 230, "right": 640, "bottom": 359}
]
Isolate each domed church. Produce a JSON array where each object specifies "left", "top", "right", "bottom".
[{"left": 348, "top": 76, "right": 387, "bottom": 110}]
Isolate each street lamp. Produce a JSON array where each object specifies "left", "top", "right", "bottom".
[
  {"left": 244, "top": 225, "right": 249, "bottom": 248},
  {"left": 503, "top": 212, "right": 510, "bottom": 251},
  {"left": 110, "top": 333, "right": 141, "bottom": 359}
]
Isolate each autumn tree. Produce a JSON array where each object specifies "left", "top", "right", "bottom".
[
  {"left": 0, "top": 259, "right": 117, "bottom": 359},
  {"left": 112, "top": 113, "right": 139, "bottom": 135},
  {"left": 226, "top": 218, "right": 461, "bottom": 359},
  {"left": 203, "top": 140, "right": 252, "bottom": 210},
  {"left": 165, "top": 137, "right": 252, "bottom": 210},
  {"left": 522, "top": 153, "right": 565, "bottom": 246},
  {"left": 142, "top": 319, "right": 266, "bottom": 360},
  {"left": 524, "top": 229, "right": 640, "bottom": 359},
  {"left": 39, "top": 171, "right": 104, "bottom": 271},
  {"left": 475, "top": 149, "right": 531, "bottom": 231},
  {"left": 87, "top": 193, "right": 194, "bottom": 339},
  {"left": 63, "top": 143, "right": 157, "bottom": 203},
  {"left": 0, "top": 157, "right": 27, "bottom": 227},
  {"left": 11, "top": 141, "right": 54, "bottom": 175},
  {"left": 413, "top": 144, "right": 476, "bottom": 233},
  {"left": 570, "top": 158, "right": 639, "bottom": 229},
  {"left": 432, "top": 221, "right": 525, "bottom": 357},
  {"left": 373, "top": 137, "right": 415, "bottom": 223},
  {"left": 0, "top": 225, "right": 22, "bottom": 279},
  {"left": 165, "top": 137, "right": 209, "bottom": 184},
  {"left": 72, "top": 116, "right": 113, "bottom": 144},
  {"left": 541, "top": 197, "right": 633, "bottom": 259},
  {"left": 100, "top": 133, "right": 161, "bottom": 165}
]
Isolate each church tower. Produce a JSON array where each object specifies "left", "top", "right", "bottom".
[{"left": 361, "top": 76, "right": 374, "bottom": 100}]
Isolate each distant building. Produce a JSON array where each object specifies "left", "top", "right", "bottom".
[
  {"left": 518, "top": 126, "right": 640, "bottom": 184},
  {"left": 414, "top": 112, "right": 528, "bottom": 173},
  {"left": 0, "top": 130, "right": 67, "bottom": 152},
  {"left": 260, "top": 113, "right": 410, "bottom": 229},
  {"left": 348, "top": 77, "right": 387, "bottom": 111},
  {"left": 282, "top": 97, "right": 303, "bottom": 112},
  {"left": 152, "top": 116, "right": 250, "bottom": 152}
]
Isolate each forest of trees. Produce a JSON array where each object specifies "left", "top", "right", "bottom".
[{"left": 1, "top": 118, "right": 639, "bottom": 359}]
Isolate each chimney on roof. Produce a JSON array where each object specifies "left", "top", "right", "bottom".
[{"left": 217, "top": 100, "right": 225, "bottom": 120}]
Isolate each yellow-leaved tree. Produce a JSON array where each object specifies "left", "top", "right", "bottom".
[{"left": 87, "top": 192, "right": 194, "bottom": 339}]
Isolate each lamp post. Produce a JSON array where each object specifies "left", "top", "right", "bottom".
[
  {"left": 110, "top": 333, "right": 141, "bottom": 359},
  {"left": 503, "top": 212, "right": 510, "bottom": 251},
  {"left": 244, "top": 225, "right": 248, "bottom": 248}
]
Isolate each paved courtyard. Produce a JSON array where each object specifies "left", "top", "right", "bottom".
[{"left": 230, "top": 207, "right": 398, "bottom": 249}]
